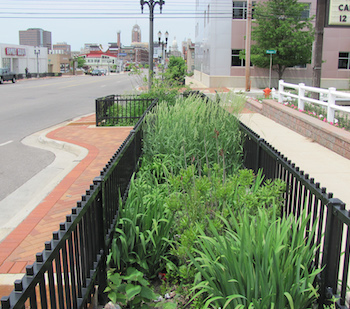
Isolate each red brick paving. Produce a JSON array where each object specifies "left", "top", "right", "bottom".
[{"left": 0, "top": 114, "right": 132, "bottom": 300}]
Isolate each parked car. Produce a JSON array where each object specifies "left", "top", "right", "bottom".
[
  {"left": 91, "top": 69, "right": 103, "bottom": 76},
  {"left": 0, "top": 68, "right": 16, "bottom": 84}
]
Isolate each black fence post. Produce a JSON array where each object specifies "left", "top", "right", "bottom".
[
  {"left": 92, "top": 176, "right": 109, "bottom": 306},
  {"left": 130, "top": 130, "right": 137, "bottom": 171},
  {"left": 255, "top": 138, "right": 264, "bottom": 172},
  {"left": 319, "top": 198, "right": 345, "bottom": 306},
  {"left": 95, "top": 98, "right": 99, "bottom": 126}
]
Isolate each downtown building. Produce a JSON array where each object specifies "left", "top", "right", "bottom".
[
  {"left": 194, "top": 0, "right": 350, "bottom": 89},
  {"left": 0, "top": 44, "right": 48, "bottom": 75},
  {"left": 19, "top": 28, "right": 52, "bottom": 51}
]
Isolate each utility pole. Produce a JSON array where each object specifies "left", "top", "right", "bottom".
[
  {"left": 312, "top": 0, "right": 326, "bottom": 91},
  {"left": 245, "top": 0, "right": 252, "bottom": 92},
  {"left": 140, "top": 0, "right": 165, "bottom": 90}
]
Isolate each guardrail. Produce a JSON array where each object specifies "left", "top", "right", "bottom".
[
  {"left": 0, "top": 98, "right": 158, "bottom": 309},
  {"left": 277, "top": 80, "right": 350, "bottom": 123}
]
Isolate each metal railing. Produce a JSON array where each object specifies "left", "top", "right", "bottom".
[
  {"left": 0, "top": 99, "right": 158, "bottom": 309},
  {"left": 277, "top": 80, "right": 350, "bottom": 123},
  {"left": 240, "top": 121, "right": 349, "bottom": 308},
  {"left": 95, "top": 95, "right": 156, "bottom": 127}
]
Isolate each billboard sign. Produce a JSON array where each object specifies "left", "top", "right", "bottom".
[
  {"left": 328, "top": 0, "right": 350, "bottom": 26},
  {"left": 5, "top": 47, "right": 26, "bottom": 56}
]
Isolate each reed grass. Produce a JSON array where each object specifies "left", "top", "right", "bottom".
[
  {"left": 188, "top": 207, "right": 321, "bottom": 309},
  {"left": 142, "top": 93, "right": 245, "bottom": 175}
]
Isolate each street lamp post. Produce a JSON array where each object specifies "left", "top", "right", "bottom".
[
  {"left": 34, "top": 48, "right": 40, "bottom": 77},
  {"left": 157, "top": 31, "right": 168, "bottom": 79},
  {"left": 157, "top": 30, "right": 168, "bottom": 65},
  {"left": 140, "top": 0, "right": 165, "bottom": 90}
]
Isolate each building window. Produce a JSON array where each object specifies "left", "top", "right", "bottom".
[
  {"left": 293, "top": 64, "right": 307, "bottom": 69},
  {"left": 301, "top": 3, "right": 311, "bottom": 20},
  {"left": 232, "top": 49, "right": 245, "bottom": 66},
  {"left": 232, "top": 1, "right": 255, "bottom": 19},
  {"left": 339, "top": 52, "right": 350, "bottom": 69}
]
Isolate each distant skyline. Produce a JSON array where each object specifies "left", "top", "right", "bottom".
[{"left": 0, "top": 0, "right": 197, "bottom": 51}]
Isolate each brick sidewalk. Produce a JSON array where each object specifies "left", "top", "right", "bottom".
[{"left": 0, "top": 115, "right": 132, "bottom": 300}]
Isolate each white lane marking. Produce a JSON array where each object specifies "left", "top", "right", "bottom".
[{"left": 0, "top": 140, "right": 13, "bottom": 147}]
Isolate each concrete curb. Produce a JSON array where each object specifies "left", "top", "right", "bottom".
[{"left": 0, "top": 122, "right": 88, "bottom": 243}]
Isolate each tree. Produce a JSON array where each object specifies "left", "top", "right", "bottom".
[
  {"left": 164, "top": 56, "right": 187, "bottom": 85},
  {"left": 76, "top": 56, "right": 86, "bottom": 69},
  {"left": 250, "top": 0, "right": 314, "bottom": 80}
]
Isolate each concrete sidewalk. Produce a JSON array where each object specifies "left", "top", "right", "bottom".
[
  {"left": 0, "top": 115, "right": 134, "bottom": 299},
  {"left": 239, "top": 112, "right": 350, "bottom": 208}
]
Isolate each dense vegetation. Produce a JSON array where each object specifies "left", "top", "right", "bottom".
[{"left": 105, "top": 93, "right": 321, "bottom": 308}]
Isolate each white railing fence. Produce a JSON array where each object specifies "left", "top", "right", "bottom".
[{"left": 276, "top": 80, "right": 350, "bottom": 123}]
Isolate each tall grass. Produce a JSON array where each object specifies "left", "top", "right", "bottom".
[
  {"left": 142, "top": 94, "right": 245, "bottom": 175},
  {"left": 189, "top": 207, "right": 321, "bottom": 309},
  {"left": 108, "top": 173, "right": 174, "bottom": 279}
]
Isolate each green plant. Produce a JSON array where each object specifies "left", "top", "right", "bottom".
[
  {"left": 127, "top": 62, "right": 187, "bottom": 105},
  {"left": 108, "top": 175, "right": 174, "bottom": 278},
  {"left": 105, "top": 266, "right": 159, "bottom": 308},
  {"left": 142, "top": 94, "right": 245, "bottom": 175},
  {"left": 163, "top": 56, "right": 187, "bottom": 86},
  {"left": 188, "top": 207, "right": 321, "bottom": 308}
]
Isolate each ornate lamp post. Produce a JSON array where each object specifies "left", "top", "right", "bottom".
[
  {"left": 34, "top": 48, "right": 40, "bottom": 76},
  {"left": 157, "top": 30, "right": 168, "bottom": 66},
  {"left": 140, "top": 0, "right": 165, "bottom": 90}
]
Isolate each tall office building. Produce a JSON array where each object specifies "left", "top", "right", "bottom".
[
  {"left": 132, "top": 24, "right": 141, "bottom": 43},
  {"left": 19, "top": 28, "right": 52, "bottom": 50}
]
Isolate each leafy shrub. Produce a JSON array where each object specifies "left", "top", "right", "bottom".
[
  {"left": 163, "top": 56, "right": 187, "bottom": 86},
  {"left": 165, "top": 165, "right": 286, "bottom": 261},
  {"left": 105, "top": 267, "right": 159, "bottom": 308}
]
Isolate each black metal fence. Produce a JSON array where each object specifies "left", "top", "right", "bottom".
[
  {"left": 95, "top": 95, "right": 155, "bottom": 127},
  {"left": 1, "top": 93, "right": 349, "bottom": 308},
  {"left": 0, "top": 99, "right": 158, "bottom": 309},
  {"left": 240, "top": 121, "right": 349, "bottom": 308}
]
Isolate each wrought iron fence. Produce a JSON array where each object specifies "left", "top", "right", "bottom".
[
  {"left": 95, "top": 95, "right": 156, "bottom": 127},
  {"left": 0, "top": 99, "right": 158, "bottom": 309}
]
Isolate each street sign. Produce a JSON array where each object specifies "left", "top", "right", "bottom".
[{"left": 266, "top": 50, "right": 277, "bottom": 54}]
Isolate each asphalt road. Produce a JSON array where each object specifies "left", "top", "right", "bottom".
[{"left": 0, "top": 72, "right": 141, "bottom": 201}]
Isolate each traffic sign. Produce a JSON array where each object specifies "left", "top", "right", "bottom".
[{"left": 266, "top": 50, "right": 277, "bottom": 54}]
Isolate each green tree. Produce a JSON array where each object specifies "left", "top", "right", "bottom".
[
  {"left": 250, "top": 0, "right": 314, "bottom": 80},
  {"left": 164, "top": 56, "right": 187, "bottom": 85},
  {"left": 76, "top": 56, "right": 86, "bottom": 68}
]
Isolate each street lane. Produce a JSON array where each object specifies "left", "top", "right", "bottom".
[{"left": 0, "top": 73, "right": 141, "bottom": 201}]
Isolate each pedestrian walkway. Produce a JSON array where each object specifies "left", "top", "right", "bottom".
[
  {"left": 239, "top": 112, "right": 350, "bottom": 208},
  {"left": 0, "top": 115, "right": 133, "bottom": 300}
]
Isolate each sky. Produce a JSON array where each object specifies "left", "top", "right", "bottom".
[{"left": 0, "top": 0, "right": 197, "bottom": 51}]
